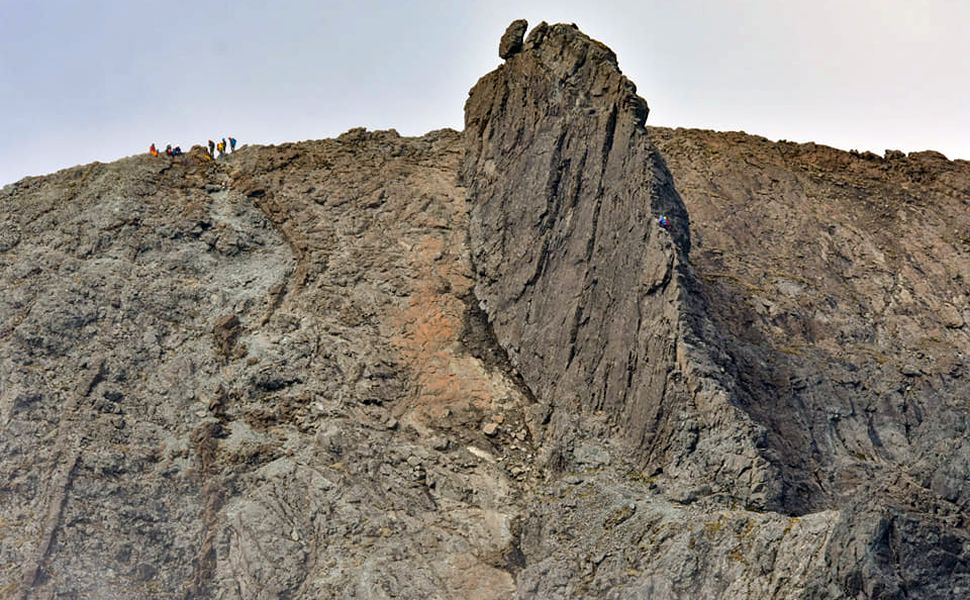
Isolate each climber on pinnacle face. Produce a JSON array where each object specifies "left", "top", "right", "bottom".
[{"left": 658, "top": 215, "right": 670, "bottom": 230}]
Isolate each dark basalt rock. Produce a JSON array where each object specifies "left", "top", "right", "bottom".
[
  {"left": 499, "top": 19, "right": 528, "bottom": 59},
  {"left": 464, "top": 21, "right": 970, "bottom": 598},
  {"left": 463, "top": 21, "right": 776, "bottom": 509}
]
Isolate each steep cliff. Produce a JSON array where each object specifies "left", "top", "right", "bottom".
[
  {"left": 462, "top": 20, "right": 970, "bottom": 599},
  {"left": 1, "top": 18, "right": 969, "bottom": 600},
  {"left": 653, "top": 127, "right": 970, "bottom": 596},
  {"left": 463, "top": 20, "right": 780, "bottom": 512}
]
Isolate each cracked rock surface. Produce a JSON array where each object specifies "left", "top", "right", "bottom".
[
  {"left": 1, "top": 132, "right": 535, "bottom": 599},
  {"left": 2, "top": 18, "right": 969, "bottom": 600},
  {"left": 463, "top": 20, "right": 970, "bottom": 599}
]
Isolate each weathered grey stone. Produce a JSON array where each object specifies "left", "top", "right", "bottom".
[
  {"left": 651, "top": 122, "right": 970, "bottom": 598},
  {"left": 901, "top": 364, "right": 922, "bottom": 376},
  {"left": 572, "top": 442, "right": 610, "bottom": 468},
  {"left": 2, "top": 18, "right": 970, "bottom": 600},
  {"left": 0, "top": 129, "right": 531, "bottom": 600}
]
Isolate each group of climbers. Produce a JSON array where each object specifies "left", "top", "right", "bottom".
[
  {"left": 148, "top": 142, "right": 183, "bottom": 158},
  {"left": 148, "top": 136, "right": 237, "bottom": 160},
  {"left": 207, "top": 136, "right": 237, "bottom": 159}
]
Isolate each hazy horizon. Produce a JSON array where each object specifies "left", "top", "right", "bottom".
[{"left": 2, "top": 0, "right": 968, "bottom": 185}]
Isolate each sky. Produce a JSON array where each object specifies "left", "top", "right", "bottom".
[{"left": 1, "top": 0, "right": 969, "bottom": 185}]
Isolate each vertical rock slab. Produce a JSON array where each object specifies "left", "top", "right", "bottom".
[{"left": 462, "top": 21, "right": 778, "bottom": 508}]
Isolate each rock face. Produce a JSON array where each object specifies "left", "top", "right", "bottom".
[
  {"left": 651, "top": 127, "right": 970, "bottom": 596},
  {"left": 464, "top": 20, "right": 777, "bottom": 510},
  {"left": 1, "top": 131, "right": 533, "bottom": 599},
  {"left": 463, "top": 20, "right": 970, "bottom": 599},
  {"left": 2, "top": 18, "right": 969, "bottom": 600}
]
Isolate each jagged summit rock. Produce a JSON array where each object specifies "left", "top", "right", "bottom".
[
  {"left": 2, "top": 19, "right": 969, "bottom": 600},
  {"left": 498, "top": 18, "right": 528, "bottom": 59},
  {"left": 466, "top": 20, "right": 970, "bottom": 598},
  {"left": 464, "top": 19, "right": 770, "bottom": 506}
]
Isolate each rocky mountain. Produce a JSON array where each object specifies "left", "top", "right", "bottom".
[{"left": 2, "top": 19, "right": 968, "bottom": 600}]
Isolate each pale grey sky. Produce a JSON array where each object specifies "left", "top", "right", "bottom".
[{"left": 1, "top": 0, "right": 968, "bottom": 185}]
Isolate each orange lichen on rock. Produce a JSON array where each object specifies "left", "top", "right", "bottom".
[{"left": 388, "top": 233, "right": 506, "bottom": 427}]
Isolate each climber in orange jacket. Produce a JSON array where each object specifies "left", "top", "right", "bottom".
[{"left": 149, "top": 143, "right": 159, "bottom": 158}]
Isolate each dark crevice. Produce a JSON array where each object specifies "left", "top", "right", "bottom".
[
  {"left": 601, "top": 103, "right": 619, "bottom": 169},
  {"left": 459, "top": 291, "right": 538, "bottom": 407}
]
